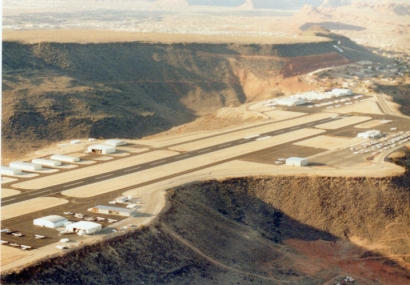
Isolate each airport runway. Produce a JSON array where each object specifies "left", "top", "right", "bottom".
[{"left": 1, "top": 116, "right": 337, "bottom": 207}]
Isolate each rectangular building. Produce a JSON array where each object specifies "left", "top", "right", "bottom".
[
  {"left": 88, "top": 205, "right": 136, "bottom": 217},
  {"left": 9, "top": 161, "right": 42, "bottom": 171},
  {"left": 87, "top": 144, "right": 116, "bottom": 154},
  {"left": 32, "top": 158, "right": 62, "bottom": 167},
  {"left": 1, "top": 166, "right": 22, "bottom": 175},
  {"left": 286, "top": 157, "right": 308, "bottom": 167},
  {"left": 50, "top": 154, "right": 80, "bottom": 163}
]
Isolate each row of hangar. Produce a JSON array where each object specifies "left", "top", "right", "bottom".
[{"left": 1, "top": 139, "right": 127, "bottom": 176}]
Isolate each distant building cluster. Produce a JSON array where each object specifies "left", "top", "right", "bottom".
[
  {"left": 265, "top": 89, "right": 353, "bottom": 107},
  {"left": 357, "top": 130, "right": 382, "bottom": 139}
]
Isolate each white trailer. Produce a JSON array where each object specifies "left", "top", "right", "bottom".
[
  {"left": 32, "top": 158, "right": 62, "bottom": 167},
  {"left": 1, "top": 166, "right": 22, "bottom": 175},
  {"left": 9, "top": 161, "right": 42, "bottom": 171},
  {"left": 50, "top": 155, "right": 80, "bottom": 163}
]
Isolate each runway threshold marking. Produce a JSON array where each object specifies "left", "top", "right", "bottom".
[
  {"left": 63, "top": 181, "right": 84, "bottom": 188},
  {"left": 95, "top": 174, "right": 114, "bottom": 180}
]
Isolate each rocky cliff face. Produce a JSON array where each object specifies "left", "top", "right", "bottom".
[
  {"left": 1, "top": 34, "right": 381, "bottom": 160},
  {"left": 2, "top": 172, "right": 410, "bottom": 284}
]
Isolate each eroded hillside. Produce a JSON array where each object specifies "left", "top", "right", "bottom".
[
  {"left": 1, "top": 31, "right": 384, "bottom": 161},
  {"left": 3, "top": 173, "right": 409, "bottom": 284}
]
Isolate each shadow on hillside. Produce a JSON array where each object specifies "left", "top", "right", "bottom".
[{"left": 157, "top": 179, "right": 410, "bottom": 282}]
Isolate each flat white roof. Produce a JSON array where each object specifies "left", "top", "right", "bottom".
[
  {"left": 93, "top": 205, "right": 136, "bottom": 213},
  {"left": 286, "top": 157, "right": 307, "bottom": 161},
  {"left": 50, "top": 154, "right": 80, "bottom": 162},
  {"left": 88, "top": 144, "right": 115, "bottom": 150},
  {"left": 67, "top": 221, "right": 101, "bottom": 230},
  {"left": 34, "top": 215, "right": 67, "bottom": 223}
]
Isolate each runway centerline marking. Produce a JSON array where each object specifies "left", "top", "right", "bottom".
[
  {"left": 256, "top": 136, "right": 271, "bottom": 141},
  {"left": 63, "top": 181, "right": 84, "bottom": 188},
  {"left": 151, "top": 160, "right": 167, "bottom": 165},
  {"left": 95, "top": 174, "right": 114, "bottom": 180},
  {"left": 123, "top": 167, "right": 141, "bottom": 173}
]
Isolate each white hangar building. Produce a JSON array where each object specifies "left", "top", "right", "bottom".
[
  {"left": 66, "top": 221, "right": 102, "bottom": 235},
  {"left": 286, "top": 157, "right": 308, "bottom": 167},
  {"left": 105, "top": 139, "right": 127, "bottom": 146},
  {"left": 50, "top": 154, "right": 80, "bottom": 163},
  {"left": 9, "top": 161, "right": 42, "bottom": 171},
  {"left": 32, "top": 158, "right": 62, "bottom": 167},
  {"left": 33, "top": 215, "right": 68, "bottom": 228},
  {"left": 1, "top": 166, "right": 22, "bottom": 175},
  {"left": 87, "top": 144, "right": 116, "bottom": 154},
  {"left": 88, "top": 205, "right": 136, "bottom": 217}
]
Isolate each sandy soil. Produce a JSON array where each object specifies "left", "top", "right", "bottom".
[
  {"left": 294, "top": 135, "right": 365, "bottom": 150},
  {"left": 315, "top": 116, "right": 372, "bottom": 130},
  {"left": 11, "top": 150, "right": 178, "bottom": 190},
  {"left": 2, "top": 29, "right": 330, "bottom": 45},
  {"left": 1, "top": 188, "right": 21, "bottom": 198},
  {"left": 1, "top": 197, "right": 69, "bottom": 220}
]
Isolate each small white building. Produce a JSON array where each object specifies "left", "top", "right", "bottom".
[
  {"left": 32, "top": 158, "right": 62, "bottom": 167},
  {"left": 9, "top": 161, "right": 42, "bottom": 171},
  {"left": 357, "top": 130, "right": 382, "bottom": 139},
  {"left": 87, "top": 144, "right": 116, "bottom": 154},
  {"left": 50, "top": 154, "right": 80, "bottom": 163},
  {"left": 88, "top": 205, "right": 136, "bottom": 217},
  {"left": 66, "top": 221, "right": 102, "bottom": 235},
  {"left": 1, "top": 166, "right": 22, "bottom": 175},
  {"left": 70, "top": 140, "right": 81, "bottom": 144},
  {"left": 33, "top": 215, "right": 68, "bottom": 228},
  {"left": 105, "top": 139, "right": 127, "bottom": 146},
  {"left": 286, "top": 157, "right": 308, "bottom": 167}
]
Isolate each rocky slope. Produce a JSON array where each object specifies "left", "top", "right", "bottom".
[
  {"left": 2, "top": 170, "right": 410, "bottom": 284},
  {"left": 1, "top": 31, "right": 385, "bottom": 162}
]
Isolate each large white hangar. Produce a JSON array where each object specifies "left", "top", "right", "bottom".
[
  {"left": 286, "top": 157, "right": 308, "bottom": 167},
  {"left": 66, "top": 221, "right": 102, "bottom": 235},
  {"left": 50, "top": 154, "right": 80, "bottom": 163},
  {"left": 33, "top": 215, "right": 68, "bottom": 228},
  {"left": 87, "top": 144, "right": 116, "bottom": 154},
  {"left": 9, "top": 161, "right": 42, "bottom": 171},
  {"left": 32, "top": 158, "right": 62, "bottom": 167},
  {"left": 1, "top": 166, "right": 22, "bottom": 175}
]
